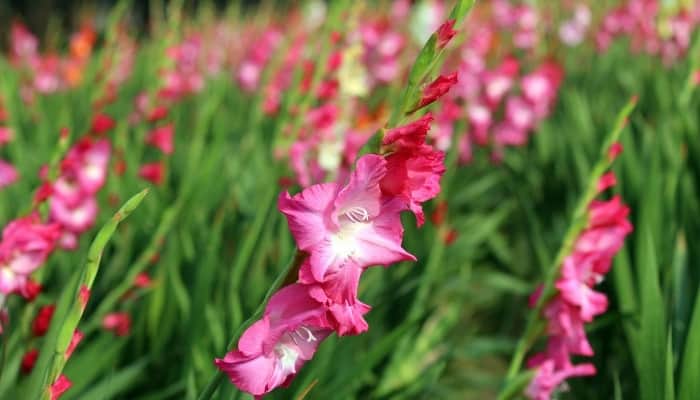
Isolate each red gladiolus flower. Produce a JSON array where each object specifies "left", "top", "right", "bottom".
[
  {"left": 102, "top": 312, "right": 131, "bottom": 336},
  {"left": 436, "top": 20, "right": 457, "bottom": 49},
  {"left": 413, "top": 73, "right": 458, "bottom": 112},
  {"left": 145, "top": 124, "right": 174, "bottom": 154},
  {"left": 32, "top": 305, "right": 55, "bottom": 337},
  {"left": 20, "top": 279, "right": 42, "bottom": 301},
  {"left": 90, "top": 113, "right": 115, "bottom": 135},
  {"left": 50, "top": 375, "right": 72, "bottom": 400},
  {"left": 139, "top": 162, "right": 165, "bottom": 185},
  {"left": 147, "top": 106, "right": 169, "bottom": 123},
  {"left": 134, "top": 273, "right": 152, "bottom": 288},
  {"left": 21, "top": 349, "right": 39, "bottom": 374}
]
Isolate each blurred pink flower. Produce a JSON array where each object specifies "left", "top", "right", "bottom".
[
  {"left": 146, "top": 124, "right": 175, "bottom": 155},
  {"left": 0, "top": 215, "right": 60, "bottom": 294},
  {"left": 0, "top": 160, "right": 18, "bottom": 189},
  {"left": 102, "top": 312, "right": 131, "bottom": 336}
]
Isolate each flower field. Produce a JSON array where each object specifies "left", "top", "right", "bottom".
[{"left": 0, "top": 0, "right": 699, "bottom": 399}]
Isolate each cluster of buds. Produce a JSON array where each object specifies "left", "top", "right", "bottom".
[
  {"left": 525, "top": 145, "right": 633, "bottom": 399},
  {"left": 558, "top": 4, "right": 592, "bottom": 46},
  {"left": 9, "top": 22, "right": 96, "bottom": 101},
  {"left": 237, "top": 28, "right": 284, "bottom": 92},
  {"left": 159, "top": 36, "right": 206, "bottom": 101},
  {"left": 438, "top": 52, "right": 563, "bottom": 163}
]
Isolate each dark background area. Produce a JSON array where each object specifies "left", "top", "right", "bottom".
[{"left": 0, "top": 0, "right": 260, "bottom": 46}]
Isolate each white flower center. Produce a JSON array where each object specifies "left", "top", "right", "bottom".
[{"left": 274, "top": 343, "right": 299, "bottom": 375}]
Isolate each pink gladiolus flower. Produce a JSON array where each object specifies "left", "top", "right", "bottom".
[
  {"left": 0, "top": 127, "right": 13, "bottom": 145},
  {"left": 493, "top": 122, "right": 528, "bottom": 146},
  {"left": 279, "top": 154, "right": 416, "bottom": 281},
  {"left": 215, "top": 284, "right": 331, "bottom": 398},
  {"left": 526, "top": 359, "right": 595, "bottom": 400},
  {"left": 78, "top": 139, "right": 111, "bottom": 186},
  {"left": 525, "top": 171, "right": 631, "bottom": 399},
  {"left": 596, "top": 172, "right": 617, "bottom": 193},
  {"left": 146, "top": 124, "right": 174, "bottom": 154},
  {"left": 556, "top": 258, "right": 609, "bottom": 321},
  {"left": 0, "top": 160, "right": 18, "bottom": 189},
  {"left": 0, "top": 215, "right": 60, "bottom": 294},
  {"left": 49, "top": 196, "right": 98, "bottom": 234},
  {"left": 299, "top": 259, "right": 371, "bottom": 336},
  {"left": 50, "top": 374, "right": 72, "bottom": 400},
  {"left": 483, "top": 57, "right": 519, "bottom": 107},
  {"left": 505, "top": 96, "right": 536, "bottom": 131},
  {"left": 467, "top": 102, "right": 492, "bottom": 145},
  {"left": 436, "top": 20, "right": 457, "bottom": 49}
]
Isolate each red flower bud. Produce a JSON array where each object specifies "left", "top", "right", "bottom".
[{"left": 32, "top": 305, "right": 56, "bottom": 337}]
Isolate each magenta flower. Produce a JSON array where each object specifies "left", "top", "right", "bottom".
[
  {"left": 0, "top": 214, "right": 60, "bottom": 294},
  {"left": 145, "top": 124, "right": 175, "bottom": 155},
  {"left": 139, "top": 162, "right": 165, "bottom": 185},
  {"left": 0, "top": 160, "right": 18, "bottom": 189},
  {"left": 50, "top": 196, "right": 98, "bottom": 234},
  {"left": 279, "top": 154, "right": 416, "bottom": 281},
  {"left": 215, "top": 284, "right": 331, "bottom": 398},
  {"left": 436, "top": 19, "right": 457, "bottom": 50},
  {"left": 525, "top": 172, "right": 632, "bottom": 399},
  {"left": 526, "top": 359, "right": 595, "bottom": 400},
  {"left": 0, "top": 127, "right": 13, "bottom": 145},
  {"left": 299, "top": 259, "right": 372, "bottom": 336}
]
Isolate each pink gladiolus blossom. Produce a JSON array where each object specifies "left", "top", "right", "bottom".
[
  {"left": 215, "top": 284, "right": 331, "bottom": 398},
  {"left": 102, "top": 312, "right": 131, "bottom": 336},
  {"left": 525, "top": 171, "right": 632, "bottom": 399},
  {"left": 436, "top": 19, "right": 457, "bottom": 49},
  {"left": 279, "top": 154, "right": 416, "bottom": 281},
  {"left": 146, "top": 124, "right": 175, "bottom": 154},
  {"left": 0, "top": 215, "right": 60, "bottom": 294},
  {"left": 0, "top": 160, "right": 18, "bottom": 189},
  {"left": 0, "top": 127, "right": 13, "bottom": 145},
  {"left": 526, "top": 359, "right": 595, "bottom": 400}
]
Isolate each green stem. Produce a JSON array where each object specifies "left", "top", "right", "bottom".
[{"left": 31, "top": 189, "right": 149, "bottom": 399}]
